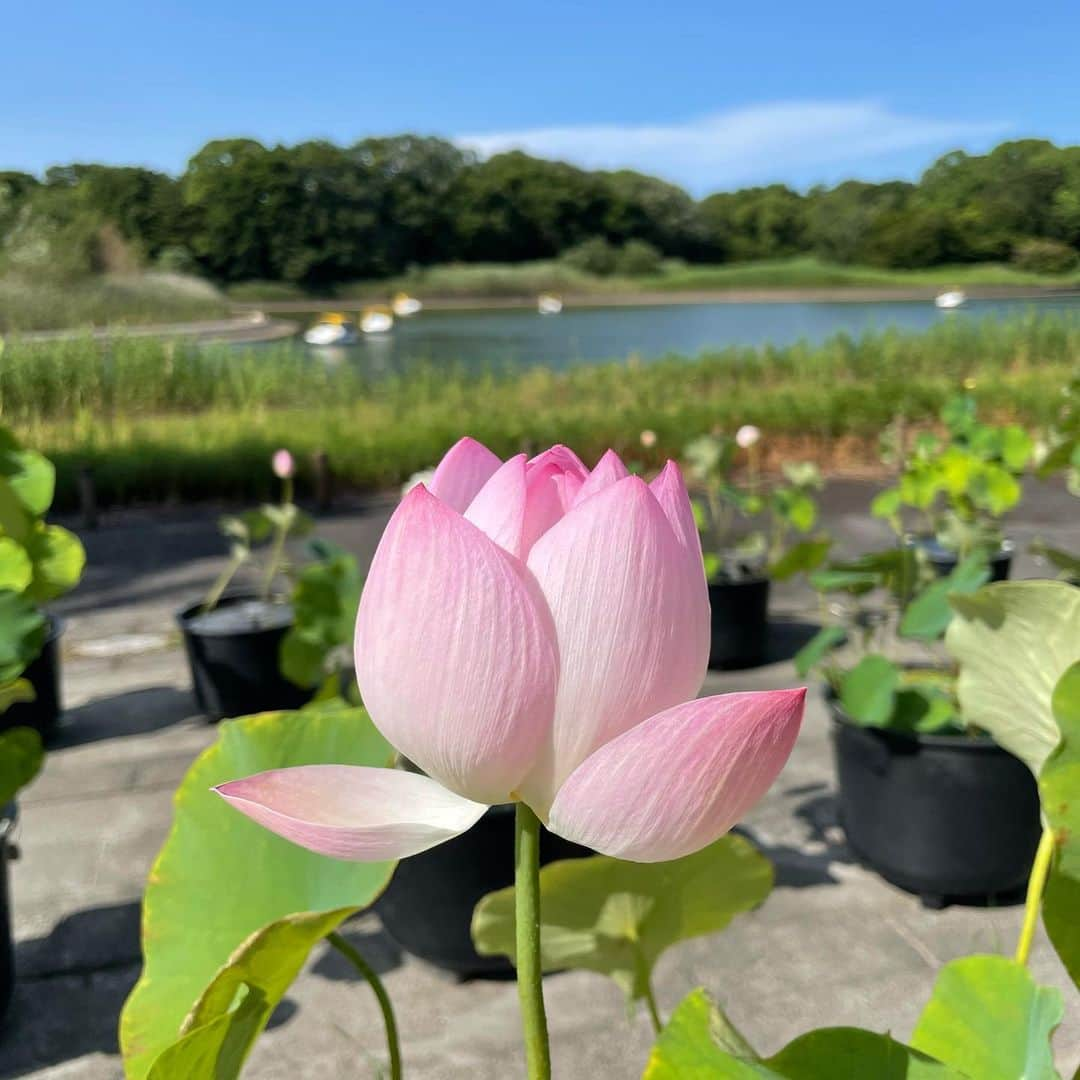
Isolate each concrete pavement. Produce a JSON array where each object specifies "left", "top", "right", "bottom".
[{"left": 3, "top": 479, "right": 1078, "bottom": 1079}]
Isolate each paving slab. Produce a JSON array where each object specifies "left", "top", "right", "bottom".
[{"left": 1, "top": 479, "right": 1078, "bottom": 1078}]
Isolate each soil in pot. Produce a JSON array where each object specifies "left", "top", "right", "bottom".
[
  {"left": 707, "top": 575, "right": 770, "bottom": 670},
  {"left": 0, "top": 810, "right": 14, "bottom": 1024},
  {"left": 375, "top": 803, "right": 591, "bottom": 976},
  {"left": 0, "top": 617, "right": 63, "bottom": 742},
  {"left": 912, "top": 537, "right": 1013, "bottom": 582},
  {"left": 829, "top": 707, "right": 1041, "bottom": 906},
  {"left": 177, "top": 594, "right": 311, "bottom": 722}
]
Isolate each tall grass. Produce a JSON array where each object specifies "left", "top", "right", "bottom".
[
  {"left": 4, "top": 314, "right": 1076, "bottom": 508},
  {"left": 0, "top": 273, "right": 229, "bottom": 333}
]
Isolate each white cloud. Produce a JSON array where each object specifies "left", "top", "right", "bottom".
[{"left": 456, "top": 101, "right": 1009, "bottom": 193}]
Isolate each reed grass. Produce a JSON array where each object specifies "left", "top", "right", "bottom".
[{"left": 4, "top": 314, "right": 1076, "bottom": 508}]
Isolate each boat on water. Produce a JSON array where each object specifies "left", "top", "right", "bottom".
[
  {"left": 361, "top": 307, "right": 394, "bottom": 334},
  {"left": 934, "top": 290, "right": 967, "bottom": 310},
  {"left": 392, "top": 292, "right": 423, "bottom": 317},
  {"left": 537, "top": 294, "right": 563, "bottom": 315},
  {"left": 303, "top": 312, "right": 358, "bottom": 346}
]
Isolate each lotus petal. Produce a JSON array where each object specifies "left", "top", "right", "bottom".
[
  {"left": 548, "top": 689, "right": 806, "bottom": 861},
  {"left": 216, "top": 766, "right": 489, "bottom": 860},
  {"left": 521, "top": 476, "right": 710, "bottom": 811},
  {"left": 429, "top": 437, "right": 502, "bottom": 512},
  {"left": 356, "top": 486, "right": 559, "bottom": 804}
]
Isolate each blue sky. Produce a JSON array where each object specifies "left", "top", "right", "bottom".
[{"left": 3, "top": 0, "right": 1079, "bottom": 194}]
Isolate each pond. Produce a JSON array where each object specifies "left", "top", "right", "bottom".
[{"left": 286, "top": 295, "right": 1080, "bottom": 373}]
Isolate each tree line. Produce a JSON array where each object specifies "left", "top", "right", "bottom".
[{"left": 2, "top": 136, "right": 1079, "bottom": 286}]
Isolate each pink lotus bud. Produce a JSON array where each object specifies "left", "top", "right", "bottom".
[
  {"left": 271, "top": 449, "right": 294, "bottom": 479},
  {"left": 640, "top": 429, "right": 658, "bottom": 448},
  {"left": 735, "top": 425, "right": 761, "bottom": 450},
  {"left": 217, "top": 438, "right": 805, "bottom": 864}
]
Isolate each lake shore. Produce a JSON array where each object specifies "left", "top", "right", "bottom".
[{"left": 233, "top": 282, "right": 1080, "bottom": 314}]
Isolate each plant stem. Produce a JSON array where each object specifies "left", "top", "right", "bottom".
[
  {"left": 515, "top": 802, "right": 551, "bottom": 1080},
  {"left": 202, "top": 553, "right": 244, "bottom": 614},
  {"left": 1015, "top": 827, "right": 1057, "bottom": 968},
  {"left": 328, "top": 931, "right": 403, "bottom": 1080},
  {"left": 642, "top": 977, "right": 663, "bottom": 1035}
]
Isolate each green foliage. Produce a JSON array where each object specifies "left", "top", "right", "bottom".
[
  {"left": 1012, "top": 237, "right": 1079, "bottom": 274},
  {"left": 873, "top": 394, "right": 1034, "bottom": 555},
  {"left": 471, "top": 836, "right": 772, "bottom": 1007},
  {"left": 146, "top": 909, "right": 355, "bottom": 1080},
  {"left": 1041, "top": 662, "right": 1080, "bottom": 991},
  {"left": 910, "top": 955, "right": 1063, "bottom": 1080},
  {"left": 119, "top": 705, "right": 396, "bottom": 1080},
  {"left": 683, "top": 432, "right": 826, "bottom": 583},
  {"left": 280, "top": 540, "right": 362, "bottom": 690},
  {"left": 0, "top": 591, "right": 46, "bottom": 683},
  {"left": 947, "top": 581, "right": 1080, "bottom": 776},
  {"left": 561, "top": 236, "right": 619, "bottom": 276},
  {"left": 643, "top": 990, "right": 964, "bottom": 1079},
  {"left": 0, "top": 726, "right": 44, "bottom": 804},
  {"left": 3, "top": 317, "right": 1076, "bottom": 510},
  {"left": 839, "top": 655, "right": 900, "bottom": 727},
  {"left": 616, "top": 239, "right": 663, "bottom": 276},
  {"left": 898, "top": 552, "right": 990, "bottom": 640}
]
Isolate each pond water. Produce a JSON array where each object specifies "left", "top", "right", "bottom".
[{"left": 286, "top": 295, "right": 1080, "bottom": 374}]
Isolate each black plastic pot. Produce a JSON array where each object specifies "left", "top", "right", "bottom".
[
  {"left": 376, "top": 803, "right": 591, "bottom": 976},
  {"left": 0, "top": 617, "right": 63, "bottom": 741},
  {"left": 177, "top": 594, "right": 311, "bottom": 722},
  {"left": 1, "top": 808, "right": 15, "bottom": 1025},
  {"left": 911, "top": 537, "right": 1013, "bottom": 582},
  {"left": 829, "top": 706, "right": 1041, "bottom": 906},
  {"left": 707, "top": 576, "right": 770, "bottom": 670}
]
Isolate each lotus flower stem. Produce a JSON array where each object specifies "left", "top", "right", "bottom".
[
  {"left": 515, "top": 802, "right": 551, "bottom": 1080},
  {"left": 642, "top": 979, "right": 663, "bottom": 1035},
  {"left": 1014, "top": 827, "right": 1056, "bottom": 967},
  {"left": 328, "top": 931, "right": 403, "bottom": 1080}
]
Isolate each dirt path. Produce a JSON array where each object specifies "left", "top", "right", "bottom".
[{"left": 9, "top": 312, "right": 299, "bottom": 345}]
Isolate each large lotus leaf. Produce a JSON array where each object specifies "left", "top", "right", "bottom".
[
  {"left": 911, "top": 955, "right": 1062, "bottom": 1080},
  {"left": 946, "top": 581, "right": 1080, "bottom": 776},
  {"left": 0, "top": 590, "right": 46, "bottom": 683},
  {"left": 642, "top": 990, "right": 963, "bottom": 1079},
  {"left": 24, "top": 523, "right": 86, "bottom": 603},
  {"left": 1042, "top": 662, "right": 1080, "bottom": 991},
  {"left": 472, "top": 836, "right": 772, "bottom": 1004},
  {"left": 0, "top": 726, "right": 44, "bottom": 804},
  {"left": 120, "top": 707, "right": 395, "bottom": 1080},
  {"left": 146, "top": 909, "right": 355, "bottom": 1080}
]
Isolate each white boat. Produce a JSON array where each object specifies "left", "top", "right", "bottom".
[
  {"left": 538, "top": 294, "right": 563, "bottom": 315},
  {"left": 392, "top": 292, "right": 423, "bottom": 317},
  {"left": 303, "top": 313, "right": 358, "bottom": 346},
  {"left": 361, "top": 308, "right": 394, "bottom": 334},
  {"left": 934, "top": 290, "right": 967, "bottom": 310}
]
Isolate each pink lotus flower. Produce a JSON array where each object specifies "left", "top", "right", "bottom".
[
  {"left": 217, "top": 438, "right": 805, "bottom": 863},
  {"left": 272, "top": 448, "right": 295, "bottom": 480}
]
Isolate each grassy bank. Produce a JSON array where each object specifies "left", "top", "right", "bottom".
[
  {"left": 0, "top": 272, "right": 230, "bottom": 333},
  {"left": 3, "top": 314, "right": 1076, "bottom": 509},
  {"left": 228, "top": 256, "right": 1080, "bottom": 303}
]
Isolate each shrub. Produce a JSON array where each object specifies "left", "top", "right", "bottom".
[
  {"left": 1011, "top": 237, "right": 1079, "bottom": 274},
  {"left": 560, "top": 237, "right": 618, "bottom": 276},
  {"left": 615, "top": 239, "right": 663, "bottom": 276}
]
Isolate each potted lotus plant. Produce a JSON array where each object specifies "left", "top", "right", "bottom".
[
  {"left": 871, "top": 394, "right": 1033, "bottom": 580},
  {"left": 796, "top": 543, "right": 1041, "bottom": 906},
  {"left": 0, "top": 426, "right": 86, "bottom": 741},
  {"left": 0, "top": 596, "right": 48, "bottom": 1021},
  {"left": 1031, "top": 372, "right": 1080, "bottom": 582},
  {"left": 683, "top": 426, "right": 830, "bottom": 669},
  {"left": 177, "top": 450, "right": 314, "bottom": 721}
]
